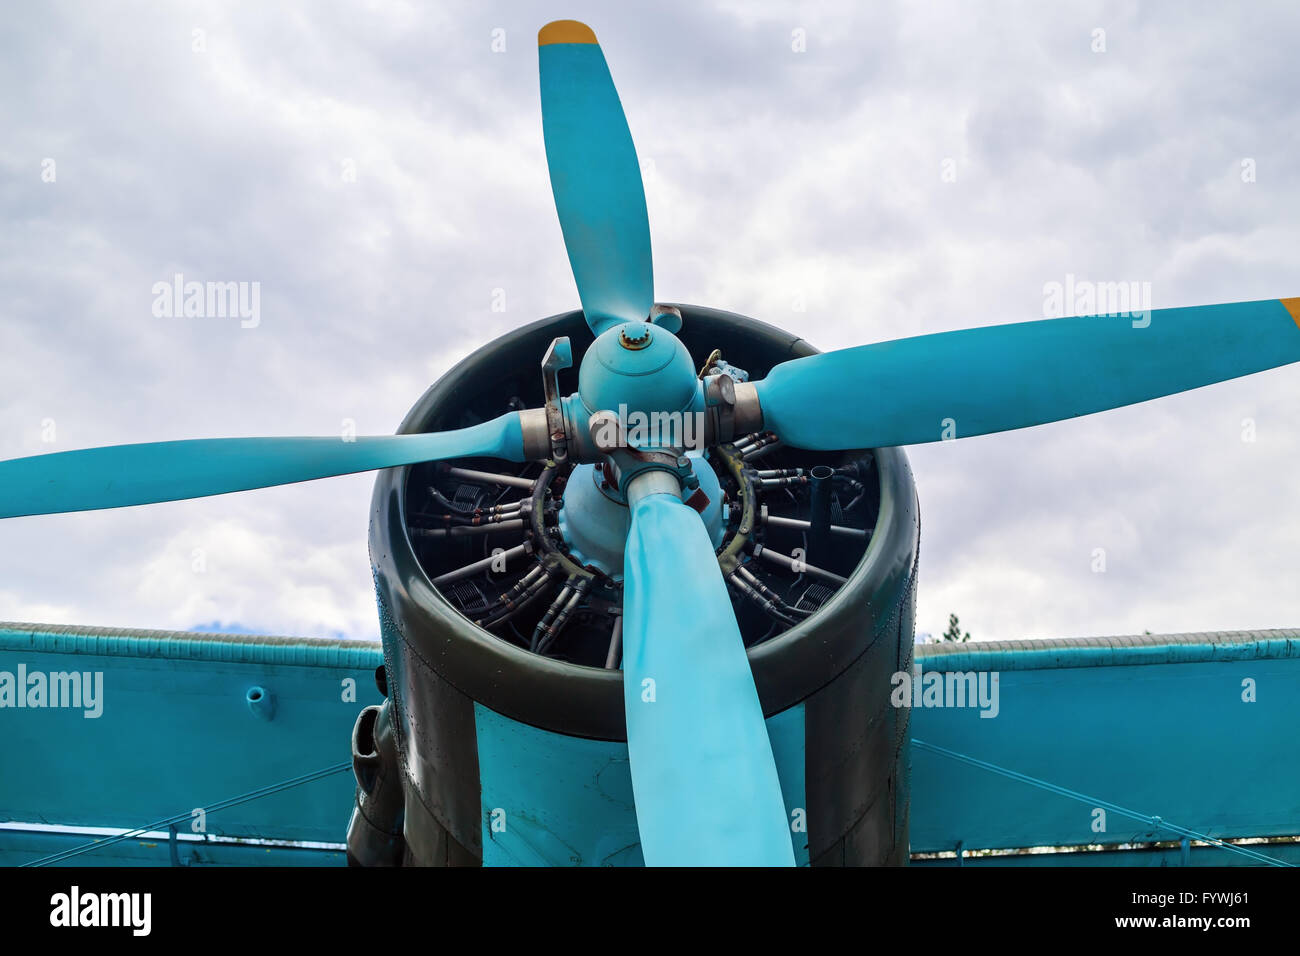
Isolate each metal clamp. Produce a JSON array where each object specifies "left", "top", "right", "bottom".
[
  {"left": 587, "top": 410, "right": 702, "bottom": 503},
  {"left": 699, "top": 348, "right": 749, "bottom": 384},
  {"left": 541, "top": 337, "right": 573, "bottom": 464},
  {"left": 703, "top": 372, "right": 736, "bottom": 443}
]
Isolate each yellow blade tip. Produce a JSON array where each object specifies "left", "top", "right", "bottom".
[
  {"left": 1281, "top": 297, "right": 1300, "bottom": 328},
  {"left": 539, "top": 20, "right": 598, "bottom": 46}
]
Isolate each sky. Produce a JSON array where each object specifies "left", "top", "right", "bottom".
[{"left": 1, "top": 0, "right": 1297, "bottom": 643}]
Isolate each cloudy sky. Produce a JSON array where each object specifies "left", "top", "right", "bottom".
[{"left": 2, "top": 1, "right": 1297, "bottom": 643}]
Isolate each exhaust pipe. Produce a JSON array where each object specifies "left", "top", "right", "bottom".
[{"left": 346, "top": 699, "right": 405, "bottom": 866}]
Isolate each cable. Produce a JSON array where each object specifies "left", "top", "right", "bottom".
[
  {"left": 912, "top": 739, "right": 1291, "bottom": 867},
  {"left": 22, "top": 761, "right": 351, "bottom": 867},
  {"left": 429, "top": 485, "right": 475, "bottom": 515}
]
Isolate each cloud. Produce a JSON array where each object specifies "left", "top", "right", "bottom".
[{"left": 1, "top": 1, "right": 1297, "bottom": 642}]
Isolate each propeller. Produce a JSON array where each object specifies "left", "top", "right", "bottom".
[
  {"left": 534, "top": 18, "right": 796, "bottom": 866},
  {"left": 754, "top": 298, "right": 1300, "bottom": 450},
  {"left": 2, "top": 15, "right": 1297, "bottom": 868},
  {"left": 0, "top": 412, "right": 525, "bottom": 519},
  {"left": 621, "top": 479, "right": 795, "bottom": 866},
  {"left": 538, "top": 20, "right": 653, "bottom": 337}
]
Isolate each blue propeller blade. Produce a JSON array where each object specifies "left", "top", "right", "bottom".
[
  {"left": 0, "top": 412, "right": 525, "bottom": 518},
  {"left": 539, "top": 20, "right": 653, "bottom": 337},
  {"left": 755, "top": 298, "right": 1300, "bottom": 450},
  {"left": 621, "top": 489, "right": 795, "bottom": 866}
]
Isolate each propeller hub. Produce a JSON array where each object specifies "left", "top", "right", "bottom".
[
  {"left": 577, "top": 322, "right": 699, "bottom": 425},
  {"left": 556, "top": 457, "right": 725, "bottom": 580}
]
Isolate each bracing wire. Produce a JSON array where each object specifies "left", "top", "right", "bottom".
[
  {"left": 912, "top": 739, "right": 1292, "bottom": 867},
  {"left": 21, "top": 761, "right": 351, "bottom": 867}
]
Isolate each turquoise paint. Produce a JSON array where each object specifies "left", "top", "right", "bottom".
[
  {"left": 556, "top": 454, "right": 725, "bottom": 579},
  {"left": 910, "top": 631, "right": 1300, "bottom": 853},
  {"left": 476, "top": 701, "right": 807, "bottom": 866},
  {"left": 0, "top": 623, "right": 384, "bottom": 668},
  {"left": 0, "top": 412, "right": 524, "bottom": 518},
  {"left": 917, "top": 629, "right": 1300, "bottom": 672},
  {"left": 765, "top": 703, "right": 810, "bottom": 866},
  {"left": 576, "top": 323, "right": 698, "bottom": 421},
  {"left": 0, "top": 623, "right": 381, "bottom": 846},
  {"left": 622, "top": 492, "right": 793, "bottom": 865},
  {"left": 0, "top": 827, "right": 346, "bottom": 867},
  {"left": 757, "top": 299, "right": 1300, "bottom": 450},
  {"left": 539, "top": 42, "right": 653, "bottom": 335},
  {"left": 477, "top": 703, "right": 643, "bottom": 867},
  {"left": 18, "top": 619, "right": 1296, "bottom": 866}
]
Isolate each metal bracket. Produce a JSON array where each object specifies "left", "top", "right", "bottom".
[
  {"left": 682, "top": 486, "right": 709, "bottom": 513},
  {"left": 587, "top": 410, "right": 703, "bottom": 504},
  {"left": 703, "top": 372, "right": 736, "bottom": 443},
  {"left": 541, "top": 337, "right": 573, "bottom": 464},
  {"left": 697, "top": 350, "right": 758, "bottom": 445},
  {"left": 699, "top": 348, "right": 749, "bottom": 384},
  {"left": 168, "top": 823, "right": 191, "bottom": 867},
  {"left": 648, "top": 303, "right": 683, "bottom": 333}
]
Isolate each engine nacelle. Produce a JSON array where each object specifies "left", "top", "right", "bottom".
[{"left": 353, "top": 306, "right": 920, "bottom": 866}]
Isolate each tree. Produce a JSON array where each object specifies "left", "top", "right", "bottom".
[{"left": 942, "top": 613, "right": 970, "bottom": 643}]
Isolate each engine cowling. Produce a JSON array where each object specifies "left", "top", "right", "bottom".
[{"left": 354, "top": 305, "right": 920, "bottom": 866}]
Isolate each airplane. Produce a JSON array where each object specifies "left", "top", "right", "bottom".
[{"left": 1, "top": 19, "right": 1298, "bottom": 867}]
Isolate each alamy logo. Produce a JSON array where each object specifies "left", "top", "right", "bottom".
[
  {"left": 0, "top": 664, "right": 103, "bottom": 718},
  {"left": 591, "top": 403, "right": 708, "bottom": 451},
  {"left": 151, "top": 273, "right": 261, "bottom": 328},
  {"left": 50, "top": 886, "right": 151, "bottom": 936},
  {"left": 1043, "top": 273, "right": 1152, "bottom": 328},
  {"left": 890, "top": 665, "right": 999, "bottom": 718}
]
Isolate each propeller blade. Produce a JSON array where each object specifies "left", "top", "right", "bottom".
[
  {"left": 0, "top": 412, "right": 526, "bottom": 518},
  {"left": 754, "top": 298, "right": 1300, "bottom": 450},
  {"left": 538, "top": 20, "right": 653, "bottom": 337},
  {"left": 621, "top": 485, "right": 794, "bottom": 866}
]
